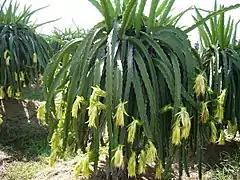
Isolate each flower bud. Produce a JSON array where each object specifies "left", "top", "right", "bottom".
[
  {"left": 146, "top": 140, "right": 157, "bottom": 164},
  {"left": 209, "top": 121, "right": 217, "bottom": 143},
  {"left": 200, "top": 102, "right": 209, "bottom": 123},
  {"left": 155, "top": 161, "right": 163, "bottom": 179},
  {"left": 218, "top": 129, "right": 225, "bottom": 145},
  {"left": 37, "top": 102, "right": 46, "bottom": 121},
  {"left": 138, "top": 150, "right": 147, "bottom": 174},
  {"left": 33, "top": 53, "right": 37, "bottom": 64},
  {"left": 114, "top": 100, "right": 128, "bottom": 127},
  {"left": 128, "top": 151, "right": 136, "bottom": 177},
  {"left": 127, "top": 117, "right": 140, "bottom": 144},
  {"left": 72, "top": 96, "right": 85, "bottom": 118},
  {"left": 194, "top": 73, "right": 206, "bottom": 97},
  {"left": 7, "top": 86, "right": 13, "bottom": 97},
  {"left": 0, "top": 86, "right": 5, "bottom": 99},
  {"left": 172, "top": 119, "right": 181, "bottom": 145},
  {"left": 0, "top": 114, "right": 3, "bottom": 125},
  {"left": 113, "top": 145, "right": 124, "bottom": 169}
]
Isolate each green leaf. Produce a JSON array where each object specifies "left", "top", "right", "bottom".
[
  {"left": 185, "top": 3, "right": 240, "bottom": 33},
  {"left": 135, "top": 0, "right": 147, "bottom": 36},
  {"left": 119, "top": 0, "right": 137, "bottom": 39},
  {"left": 147, "top": 0, "right": 159, "bottom": 33}
]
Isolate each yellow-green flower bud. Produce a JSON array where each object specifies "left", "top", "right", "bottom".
[
  {"left": 128, "top": 151, "right": 136, "bottom": 177},
  {"left": 155, "top": 161, "right": 163, "bottom": 179},
  {"left": 72, "top": 96, "right": 85, "bottom": 118},
  {"left": 218, "top": 89, "right": 227, "bottom": 105},
  {"left": 0, "top": 114, "right": 3, "bottom": 125},
  {"left": 113, "top": 145, "right": 124, "bottom": 169},
  {"left": 88, "top": 105, "right": 98, "bottom": 128},
  {"left": 33, "top": 53, "right": 37, "bottom": 64},
  {"left": 127, "top": 117, "right": 140, "bottom": 144},
  {"left": 114, "top": 100, "right": 128, "bottom": 127},
  {"left": 138, "top": 150, "right": 147, "bottom": 174},
  {"left": 20, "top": 72, "right": 25, "bottom": 81},
  {"left": 215, "top": 104, "right": 224, "bottom": 123},
  {"left": 194, "top": 73, "right": 206, "bottom": 97},
  {"left": 209, "top": 121, "right": 217, "bottom": 143},
  {"left": 200, "top": 102, "right": 209, "bottom": 123},
  {"left": 5, "top": 56, "right": 10, "bottom": 66},
  {"left": 146, "top": 140, "right": 157, "bottom": 164},
  {"left": 172, "top": 119, "right": 181, "bottom": 145},
  {"left": 0, "top": 86, "right": 5, "bottom": 99},
  {"left": 37, "top": 102, "right": 46, "bottom": 121},
  {"left": 7, "top": 86, "right": 13, "bottom": 98},
  {"left": 177, "top": 107, "right": 191, "bottom": 139},
  {"left": 218, "top": 129, "right": 225, "bottom": 145}
]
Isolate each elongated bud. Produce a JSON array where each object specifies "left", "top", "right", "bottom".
[
  {"left": 194, "top": 73, "right": 206, "bottom": 97},
  {"left": 218, "top": 129, "right": 225, "bottom": 145},
  {"left": 74, "top": 159, "right": 83, "bottom": 178},
  {"left": 128, "top": 151, "right": 136, "bottom": 177},
  {"left": 81, "top": 154, "right": 91, "bottom": 178},
  {"left": 114, "top": 100, "right": 128, "bottom": 127},
  {"left": 7, "top": 86, "right": 13, "bottom": 98},
  {"left": 88, "top": 86, "right": 106, "bottom": 128},
  {"left": 218, "top": 89, "right": 227, "bottom": 105},
  {"left": 127, "top": 117, "right": 140, "bottom": 144},
  {"left": 88, "top": 105, "right": 98, "bottom": 128},
  {"left": 200, "top": 102, "right": 209, "bottom": 123},
  {"left": 177, "top": 107, "right": 191, "bottom": 139},
  {"left": 20, "top": 72, "right": 25, "bottom": 81},
  {"left": 4, "top": 50, "right": 8, "bottom": 59},
  {"left": 50, "top": 131, "right": 61, "bottom": 150},
  {"left": 72, "top": 96, "right": 85, "bottom": 118},
  {"left": 33, "top": 53, "right": 37, "bottom": 64},
  {"left": 0, "top": 87, "right": 5, "bottom": 99},
  {"left": 49, "top": 150, "right": 57, "bottom": 167},
  {"left": 15, "top": 72, "right": 18, "bottom": 82},
  {"left": 172, "top": 119, "right": 181, "bottom": 145},
  {"left": 0, "top": 114, "right": 3, "bottom": 125},
  {"left": 215, "top": 104, "right": 224, "bottom": 123},
  {"left": 155, "top": 161, "right": 163, "bottom": 179},
  {"left": 146, "top": 140, "right": 157, "bottom": 164},
  {"left": 215, "top": 89, "right": 227, "bottom": 123},
  {"left": 5, "top": 56, "right": 10, "bottom": 66},
  {"left": 138, "top": 150, "right": 147, "bottom": 174},
  {"left": 37, "top": 102, "right": 46, "bottom": 121},
  {"left": 73, "top": 153, "right": 92, "bottom": 178},
  {"left": 113, "top": 145, "right": 124, "bottom": 169},
  {"left": 209, "top": 121, "right": 217, "bottom": 143}
]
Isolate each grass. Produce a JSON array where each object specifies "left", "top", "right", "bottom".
[
  {"left": 2, "top": 159, "right": 48, "bottom": 180},
  {"left": 210, "top": 150, "right": 240, "bottom": 180}
]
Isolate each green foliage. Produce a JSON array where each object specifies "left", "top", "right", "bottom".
[
  {"left": 0, "top": 24, "right": 51, "bottom": 95},
  {"left": 42, "top": 0, "right": 240, "bottom": 179},
  {"left": 44, "top": 27, "right": 88, "bottom": 55},
  {"left": 0, "top": 0, "right": 52, "bottom": 96}
]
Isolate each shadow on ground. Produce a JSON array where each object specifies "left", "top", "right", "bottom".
[{"left": 0, "top": 98, "right": 49, "bottom": 160}]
